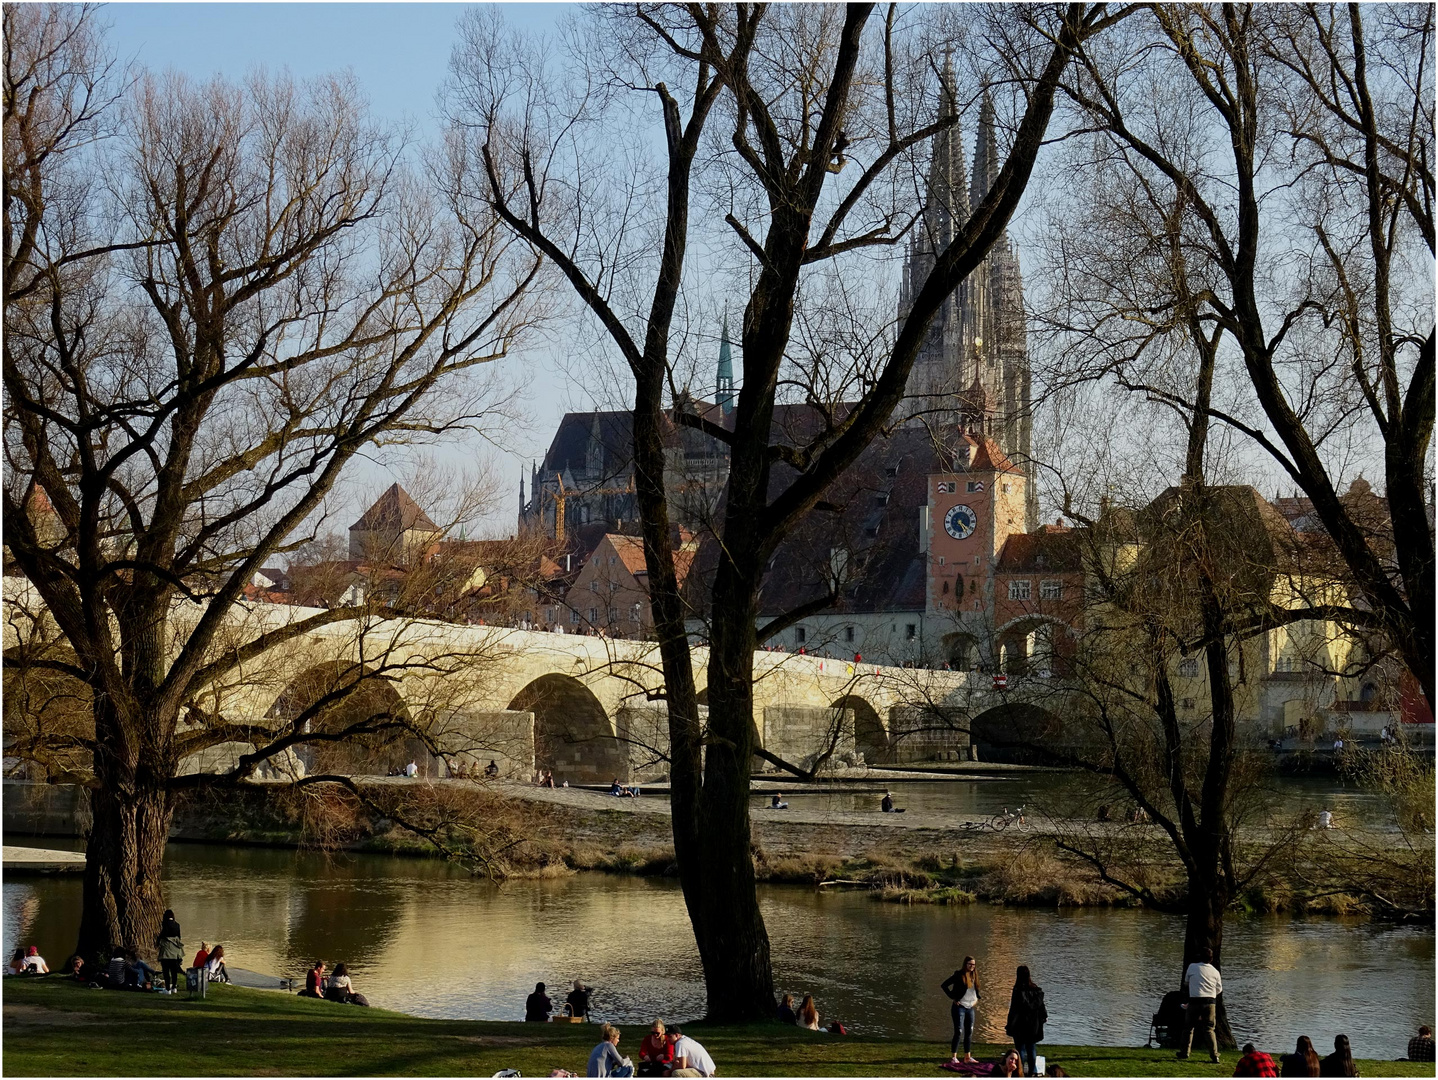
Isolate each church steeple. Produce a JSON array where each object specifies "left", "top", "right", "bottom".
[
  {"left": 717, "top": 312, "right": 736, "bottom": 417},
  {"left": 970, "top": 91, "right": 999, "bottom": 210},
  {"left": 920, "top": 50, "right": 968, "bottom": 254}
]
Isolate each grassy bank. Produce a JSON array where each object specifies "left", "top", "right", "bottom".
[{"left": 3, "top": 979, "right": 1429, "bottom": 1078}]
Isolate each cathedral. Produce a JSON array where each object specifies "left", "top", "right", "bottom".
[{"left": 516, "top": 68, "right": 1045, "bottom": 665}]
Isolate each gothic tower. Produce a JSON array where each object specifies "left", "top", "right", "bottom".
[{"left": 898, "top": 68, "right": 1036, "bottom": 530}]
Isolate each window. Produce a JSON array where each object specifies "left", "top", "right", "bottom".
[
  {"left": 607, "top": 607, "right": 618, "bottom": 623},
  {"left": 590, "top": 580, "right": 598, "bottom": 593},
  {"left": 844, "top": 626, "right": 855, "bottom": 643},
  {"left": 609, "top": 555, "right": 617, "bottom": 566},
  {"left": 588, "top": 608, "right": 598, "bottom": 623},
  {"left": 1040, "top": 579, "right": 1063, "bottom": 600},
  {"left": 570, "top": 608, "right": 580, "bottom": 625},
  {"left": 942, "top": 580, "right": 950, "bottom": 595},
  {"left": 1002, "top": 483, "right": 1011, "bottom": 493},
  {"left": 795, "top": 626, "right": 807, "bottom": 644},
  {"left": 905, "top": 624, "right": 918, "bottom": 640},
  {"left": 938, "top": 556, "right": 945, "bottom": 566},
  {"left": 1178, "top": 658, "right": 1200, "bottom": 677},
  {"left": 967, "top": 481, "right": 984, "bottom": 493},
  {"left": 1008, "top": 579, "right": 1031, "bottom": 600}
]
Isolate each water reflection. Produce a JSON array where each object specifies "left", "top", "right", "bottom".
[{"left": 4, "top": 842, "right": 1429, "bottom": 1057}]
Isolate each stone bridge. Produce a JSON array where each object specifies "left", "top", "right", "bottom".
[{"left": 3, "top": 580, "right": 1064, "bottom": 784}]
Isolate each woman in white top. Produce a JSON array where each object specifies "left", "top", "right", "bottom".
[
  {"left": 942, "top": 956, "right": 981, "bottom": 1064},
  {"left": 796, "top": 994, "right": 820, "bottom": 1031}
]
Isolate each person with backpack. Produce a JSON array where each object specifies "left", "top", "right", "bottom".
[{"left": 1005, "top": 965, "right": 1048, "bottom": 1077}]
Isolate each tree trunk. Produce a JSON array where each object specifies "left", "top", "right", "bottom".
[
  {"left": 1181, "top": 877, "right": 1236, "bottom": 1050},
  {"left": 76, "top": 694, "right": 174, "bottom": 960},
  {"left": 685, "top": 581, "right": 777, "bottom": 1021},
  {"left": 77, "top": 779, "right": 173, "bottom": 961}
]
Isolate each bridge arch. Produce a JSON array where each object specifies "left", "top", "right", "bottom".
[
  {"left": 968, "top": 701, "right": 1065, "bottom": 764},
  {"left": 832, "top": 694, "right": 886, "bottom": 764},
  {"left": 268, "top": 662, "right": 415, "bottom": 776},
  {"left": 507, "top": 674, "right": 625, "bottom": 784}
]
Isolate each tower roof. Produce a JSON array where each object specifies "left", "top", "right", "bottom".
[
  {"left": 920, "top": 51, "right": 968, "bottom": 252},
  {"left": 717, "top": 314, "right": 736, "bottom": 416},
  {"left": 970, "top": 91, "right": 998, "bottom": 210},
  {"left": 350, "top": 483, "right": 438, "bottom": 533}
]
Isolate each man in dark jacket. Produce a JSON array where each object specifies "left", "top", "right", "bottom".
[{"left": 1004, "top": 966, "right": 1048, "bottom": 1078}]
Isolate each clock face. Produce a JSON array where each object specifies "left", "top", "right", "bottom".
[{"left": 944, "top": 503, "right": 978, "bottom": 540}]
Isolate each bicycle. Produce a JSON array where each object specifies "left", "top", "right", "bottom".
[{"left": 989, "top": 805, "right": 1026, "bottom": 831}]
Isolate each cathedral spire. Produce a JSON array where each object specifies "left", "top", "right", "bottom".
[
  {"left": 921, "top": 48, "right": 968, "bottom": 254},
  {"left": 970, "top": 90, "right": 999, "bottom": 210},
  {"left": 717, "top": 310, "right": 736, "bottom": 417}
]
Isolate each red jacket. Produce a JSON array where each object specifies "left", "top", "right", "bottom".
[{"left": 1235, "top": 1051, "right": 1279, "bottom": 1077}]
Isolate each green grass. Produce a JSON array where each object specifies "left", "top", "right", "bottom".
[{"left": 2, "top": 978, "right": 1432, "bottom": 1077}]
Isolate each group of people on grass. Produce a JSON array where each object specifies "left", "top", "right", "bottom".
[
  {"left": 936, "top": 947, "right": 1425, "bottom": 1078},
  {"left": 526, "top": 980, "right": 596, "bottom": 1022},
  {"left": 941, "top": 957, "right": 1049, "bottom": 1077},
  {"left": 7, "top": 911, "right": 231, "bottom": 994},
  {"left": 776, "top": 992, "right": 847, "bottom": 1034},
  {"left": 587, "top": 1020, "right": 715, "bottom": 1078},
  {"left": 297, "top": 959, "right": 369, "bottom": 1006}
]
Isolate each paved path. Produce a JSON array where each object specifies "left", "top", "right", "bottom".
[{"left": 3, "top": 845, "right": 85, "bottom": 873}]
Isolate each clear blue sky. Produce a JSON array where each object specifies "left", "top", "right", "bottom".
[{"left": 104, "top": 3, "right": 580, "bottom": 535}]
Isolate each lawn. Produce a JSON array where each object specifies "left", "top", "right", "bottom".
[{"left": 2, "top": 979, "right": 1431, "bottom": 1078}]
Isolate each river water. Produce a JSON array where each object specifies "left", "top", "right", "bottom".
[{"left": 4, "top": 841, "right": 1430, "bottom": 1057}]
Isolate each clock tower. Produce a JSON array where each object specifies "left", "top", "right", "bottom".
[{"left": 926, "top": 435, "right": 1026, "bottom": 615}]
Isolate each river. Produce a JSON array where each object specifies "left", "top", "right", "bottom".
[{"left": 4, "top": 841, "right": 1430, "bottom": 1057}]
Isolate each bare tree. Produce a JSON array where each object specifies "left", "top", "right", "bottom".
[
  {"left": 451, "top": 2, "right": 1114, "bottom": 1018},
  {"left": 3, "top": 4, "right": 544, "bottom": 956},
  {"left": 1036, "top": 2, "right": 1434, "bottom": 706}
]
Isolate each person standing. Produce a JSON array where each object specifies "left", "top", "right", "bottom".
[
  {"left": 1004, "top": 965, "right": 1047, "bottom": 1077},
  {"left": 1177, "top": 948, "right": 1222, "bottom": 1065},
  {"left": 154, "top": 909, "right": 185, "bottom": 993},
  {"left": 942, "top": 956, "right": 981, "bottom": 1065}
]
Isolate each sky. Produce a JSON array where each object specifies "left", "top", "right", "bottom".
[{"left": 104, "top": 3, "right": 582, "bottom": 535}]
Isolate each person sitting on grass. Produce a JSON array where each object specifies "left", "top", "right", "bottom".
[
  {"left": 23, "top": 945, "right": 49, "bottom": 974},
  {"left": 769, "top": 793, "right": 788, "bottom": 810},
  {"left": 125, "top": 949, "right": 159, "bottom": 990},
  {"left": 666, "top": 1027, "right": 716, "bottom": 1077},
  {"left": 1234, "top": 1043, "right": 1279, "bottom": 1077},
  {"left": 796, "top": 994, "right": 820, "bottom": 1031},
  {"left": 637, "top": 1019, "right": 673, "bottom": 1077},
  {"left": 7, "top": 948, "right": 28, "bottom": 975},
  {"left": 1280, "top": 1036, "right": 1321, "bottom": 1077},
  {"left": 205, "top": 944, "right": 231, "bottom": 984},
  {"left": 567, "top": 980, "right": 594, "bottom": 1020},
  {"left": 995, "top": 1048, "right": 1025, "bottom": 1077},
  {"left": 324, "top": 963, "right": 369, "bottom": 1006},
  {"left": 64, "top": 954, "right": 87, "bottom": 982},
  {"left": 193, "top": 941, "right": 211, "bottom": 971},
  {"left": 105, "top": 947, "right": 128, "bottom": 987},
  {"left": 1319, "top": 1035, "right": 1358, "bottom": 1077},
  {"left": 1408, "top": 1026, "right": 1435, "bottom": 1063},
  {"left": 525, "top": 981, "right": 552, "bottom": 1021},
  {"left": 586, "top": 1023, "right": 633, "bottom": 1078},
  {"left": 299, "top": 960, "right": 326, "bottom": 998},
  {"left": 776, "top": 993, "right": 797, "bottom": 1025}
]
